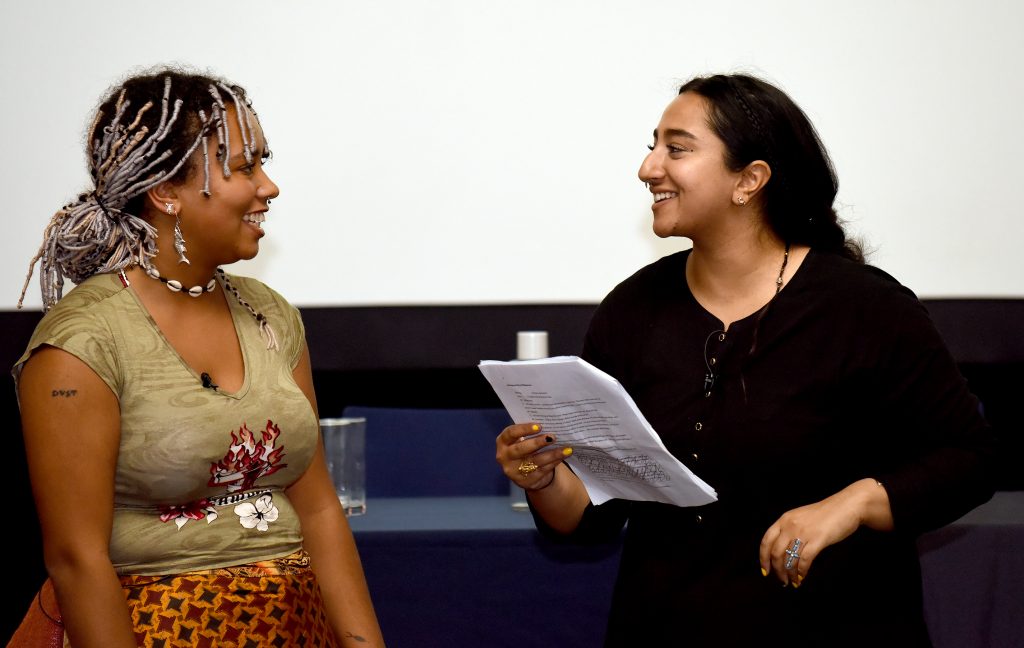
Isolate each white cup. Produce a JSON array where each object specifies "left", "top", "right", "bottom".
[
  {"left": 320, "top": 417, "right": 367, "bottom": 516},
  {"left": 517, "top": 330, "right": 549, "bottom": 361}
]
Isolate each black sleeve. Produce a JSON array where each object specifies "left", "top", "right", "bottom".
[
  {"left": 581, "top": 291, "right": 616, "bottom": 376},
  {"left": 873, "top": 291, "right": 996, "bottom": 535},
  {"left": 529, "top": 497, "right": 631, "bottom": 545}
]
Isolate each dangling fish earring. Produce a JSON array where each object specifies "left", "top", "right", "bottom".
[{"left": 167, "top": 203, "right": 190, "bottom": 265}]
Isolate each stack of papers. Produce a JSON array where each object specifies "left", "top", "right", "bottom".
[{"left": 479, "top": 356, "right": 716, "bottom": 507}]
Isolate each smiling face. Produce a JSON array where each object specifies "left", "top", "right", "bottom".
[
  {"left": 638, "top": 92, "right": 745, "bottom": 240},
  {"left": 173, "top": 105, "right": 280, "bottom": 266}
]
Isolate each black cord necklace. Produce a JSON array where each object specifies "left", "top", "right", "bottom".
[{"left": 702, "top": 243, "right": 791, "bottom": 395}]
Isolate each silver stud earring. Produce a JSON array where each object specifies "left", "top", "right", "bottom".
[{"left": 737, "top": 197, "right": 746, "bottom": 206}]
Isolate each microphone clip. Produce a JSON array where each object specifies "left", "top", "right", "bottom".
[{"left": 200, "top": 372, "right": 218, "bottom": 391}]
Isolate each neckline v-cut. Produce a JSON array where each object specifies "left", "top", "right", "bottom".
[{"left": 115, "top": 272, "right": 252, "bottom": 400}]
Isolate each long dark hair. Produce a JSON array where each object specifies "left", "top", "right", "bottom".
[{"left": 679, "top": 74, "right": 863, "bottom": 262}]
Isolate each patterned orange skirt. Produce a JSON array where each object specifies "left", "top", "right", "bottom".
[{"left": 10, "top": 551, "right": 340, "bottom": 648}]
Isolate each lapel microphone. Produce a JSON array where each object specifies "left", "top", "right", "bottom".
[{"left": 200, "top": 372, "right": 218, "bottom": 391}]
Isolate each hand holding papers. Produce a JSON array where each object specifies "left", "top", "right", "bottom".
[{"left": 479, "top": 356, "right": 716, "bottom": 507}]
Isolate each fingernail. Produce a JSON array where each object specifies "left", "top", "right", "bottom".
[
  {"left": 562, "top": 447, "right": 573, "bottom": 457},
  {"left": 545, "top": 436, "right": 554, "bottom": 443},
  {"left": 531, "top": 424, "right": 540, "bottom": 432},
  {"left": 792, "top": 580, "right": 801, "bottom": 589},
  {"left": 760, "top": 568, "right": 768, "bottom": 577}
]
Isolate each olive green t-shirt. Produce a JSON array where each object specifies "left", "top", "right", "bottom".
[{"left": 14, "top": 272, "right": 319, "bottom": 575}]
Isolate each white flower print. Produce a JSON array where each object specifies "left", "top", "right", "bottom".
[{"left": 234, "top": 494, "right": 279, "bottom": 532}]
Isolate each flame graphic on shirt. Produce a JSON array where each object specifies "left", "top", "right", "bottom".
[{"left": 208, "top": 420, "right": 287, "bottom": 493}]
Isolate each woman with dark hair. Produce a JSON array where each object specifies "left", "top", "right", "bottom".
[
  {"left": 12, "top": 67, "right": 384, "bottom": 647},
  {"left": 496, "top": 73, "right": 993, "bottom": 646}
]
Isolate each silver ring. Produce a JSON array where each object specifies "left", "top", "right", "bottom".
[{"left": 784, "top": 538, "right": 802, "bottom": 570}]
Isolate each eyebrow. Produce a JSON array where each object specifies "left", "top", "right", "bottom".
[
  {"left": 227, "top": 147, "right": 267, "bottom": 165},
  {"left": 653, "top": 128, "right": 699, "bottom": 141}
]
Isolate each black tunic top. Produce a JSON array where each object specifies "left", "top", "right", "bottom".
[{"left": 544, "top": 249, "right": 994, "bottom": 647}]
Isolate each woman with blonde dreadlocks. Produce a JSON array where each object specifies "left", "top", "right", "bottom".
[{"left": 10, "top": 67, "right": 384, "bottom": 647}]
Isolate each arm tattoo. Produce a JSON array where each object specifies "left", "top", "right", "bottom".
[{"left": 51, "top": 389, "right": 78, "bottom": 398}]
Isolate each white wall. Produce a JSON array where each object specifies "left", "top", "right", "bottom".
[{"left": 2, "top": 0, "right": 1021, "bottom": 309}]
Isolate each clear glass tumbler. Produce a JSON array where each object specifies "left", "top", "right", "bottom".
[{"left": 320, "top": 417, "right": 367, "bottom": 516}]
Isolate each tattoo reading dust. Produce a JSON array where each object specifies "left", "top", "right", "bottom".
[
  {"left": 343, "top": 632, "right": 367, "bottom": 643},
  {"left": 51, "top": 389, "right": 78, "bottom": 398}
]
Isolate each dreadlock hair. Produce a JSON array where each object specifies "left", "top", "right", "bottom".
[
  {"left": 18, "top": 65, "right": 279, "bottom": 350},
  {"left": 678, "top": 74, "right": 863, "bottom": 263}
]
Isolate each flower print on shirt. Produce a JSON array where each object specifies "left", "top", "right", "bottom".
[
  {"left": 159, "top": 419, "right": 287, "bottom": 530},
  {"left": 159, "top": 499, "right": 218, "bottom": 529},
  {"left": 234, "top": 494, "right": 280, "bottom": 532}
]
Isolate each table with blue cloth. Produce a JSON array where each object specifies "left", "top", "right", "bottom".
[{"left": 349, "top": 492, "right": 1024, "bottom": 648}]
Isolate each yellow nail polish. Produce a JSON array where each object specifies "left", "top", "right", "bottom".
[
  {"left": 760, "top": 568, "right": 768, "bottom": 577},
  {"left": 562, "top": 447, "right": 573, "bottom": 456},
  {"left": 531, "top": 424, "right": 540, "bottom": 432},
  {"left": 792, "top": 580, "right": 801, "bottom": 589}
]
